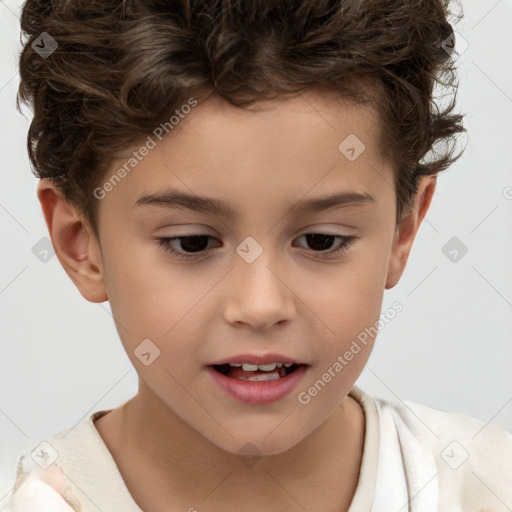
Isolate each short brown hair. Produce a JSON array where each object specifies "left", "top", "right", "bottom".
[{"left": 18, "top": 0, "right": 466, "bottom": 235}]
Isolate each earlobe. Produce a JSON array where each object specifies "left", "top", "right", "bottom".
[
  {"left": 385, "top": 174, "right": 437, "bottom": 290},
  {"left": 37, "top": 179, "right": 108, "bottom": 303}
]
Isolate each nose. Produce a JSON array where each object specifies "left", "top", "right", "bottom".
[{"left": 222, "top": 249, "right": 296, "bottom": 330}]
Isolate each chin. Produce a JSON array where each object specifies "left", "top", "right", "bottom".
[{"left": 205, "top": 429, "right": 306, "bottom": 459}]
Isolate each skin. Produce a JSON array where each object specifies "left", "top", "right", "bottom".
[{"left": 37, "top": 89, "right": 436, "bottom": 511}]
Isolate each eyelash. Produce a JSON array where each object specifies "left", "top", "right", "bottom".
[{"left": 157, "top": 233, "right": 356, "bottom": 261}]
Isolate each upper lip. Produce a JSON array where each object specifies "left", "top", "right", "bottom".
[{"left": 208, "top": 353, "right": 304, "bottom": 366}]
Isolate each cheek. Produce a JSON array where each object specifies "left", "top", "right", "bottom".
[
  {"left": 304, "top": 248, "right": 388, "bottom": 342},
  {"left": 102, "top": 243, "right": 216, "bottom": 364},
  {"left": 99, "top": 240, "right": 170, "bottom": 342}
]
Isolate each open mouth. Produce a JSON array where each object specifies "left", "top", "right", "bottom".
[
  {"left": 211, "top": 362, "right": 303, "bottom": 381},
  {"left": 206, "top": 360, "right": 309, "bottom": 404}
]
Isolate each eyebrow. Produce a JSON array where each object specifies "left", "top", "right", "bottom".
[{"left": 134, "top": 189, "right": 375, "bottom": 218}]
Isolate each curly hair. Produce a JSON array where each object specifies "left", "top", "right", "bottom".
[{"left": 18, "top": 0, "right": 466, "bottom": 235}]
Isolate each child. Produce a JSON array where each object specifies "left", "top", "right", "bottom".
[{"left": 3, "top": 0, "right": 511, "bottom": 511}]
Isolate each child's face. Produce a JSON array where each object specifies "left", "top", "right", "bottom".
[{"left": 44, "top": 90, "right": 433, "bottom": 456}]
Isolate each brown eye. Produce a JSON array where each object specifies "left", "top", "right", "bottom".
[
  {"left": 158, "top": 235, "right": 218, "bottom": 259},
  {"left": 157, "top": 233, "right": 356, "bottom": 261},
  {"left": 294, "top": 234, "right": 356, "bottom": 258}
]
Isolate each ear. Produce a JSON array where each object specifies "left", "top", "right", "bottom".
[
  {"left": 385, "top": 174, "right": 437, "bottom": 289},
  {"left": 37, "top": 179, "right": 108, "bottom": 303}
]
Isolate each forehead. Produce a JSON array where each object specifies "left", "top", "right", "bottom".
[
  {"left": 99, "top": 89, "right": 393, "bottom": 221},
  {"left": 180, "top": 89, "right": 383, "bottom": 158}
]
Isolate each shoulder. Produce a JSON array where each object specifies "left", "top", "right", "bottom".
[
  {"left": 2, "top": 450, "right": 82, "bottom": 511},
  {"left": 376, "top": 394, "right": 512, "bottom": 510},
  {"left": 2, "top": 411, "right": 111, "bottom": 512}
]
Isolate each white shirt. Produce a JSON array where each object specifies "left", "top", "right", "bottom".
[{"left": 2, "top": 385, "right": 512, "bottom": 511}]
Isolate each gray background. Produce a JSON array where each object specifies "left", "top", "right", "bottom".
[{"left": 1, "top": 0, "right": 511, "bottom": 500}]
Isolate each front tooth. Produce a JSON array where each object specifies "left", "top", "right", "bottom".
[
  {"left": 228, "top": 363, "right": 243, "bottom": 367},
  {"left": 240, "top": 371, "right": 281, "bottom": 381},
  {"left": 255, "top": 372, "right": 280, "bottom": 381},
  {"left": 258, "top": 363, "right": 278, "bottom": 371},
  {"left": 242, "top": 363, "right": 259, "bottom": 371}
]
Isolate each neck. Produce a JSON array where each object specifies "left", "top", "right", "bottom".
[{"left": 94, "top": 382, "right": 365, "bottom": 512}]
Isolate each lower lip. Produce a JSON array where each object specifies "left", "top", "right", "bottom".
[{"left": 205, "top": 365, "right": 308, "bottom": 405}]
